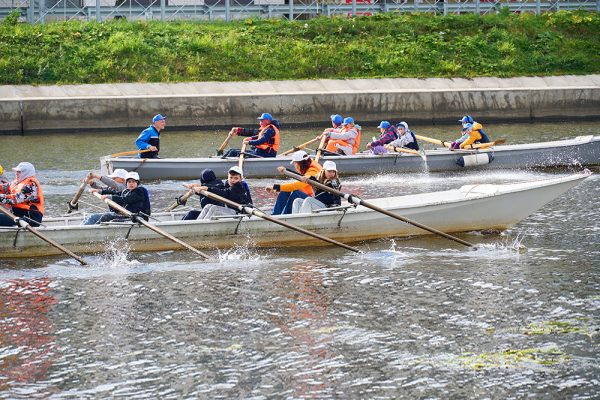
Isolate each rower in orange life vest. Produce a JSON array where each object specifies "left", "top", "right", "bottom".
[
  {"left": 449, "top": 115, "right": 490, "bottom": 150},
  {"left": 227, "top": 112, "right": 281, "bottom": 158},
  {"left": 135, "top": 114, "right": 166, "bottom": 159},
  {"left": 0, "top": 162, "right": 45, "bottom": 227},
  {"left": 324, "top": 117, "right": 361, "bottom": 155},
  {"left": 323, "top": 114, "right": 344, "bottom": 136}
]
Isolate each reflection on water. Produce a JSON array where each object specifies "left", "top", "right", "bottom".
[{"left": 0, "top": 122, "right": 599, "bottom": 398}]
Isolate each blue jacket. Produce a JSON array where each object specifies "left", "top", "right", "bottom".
[{"left": 135, "top": 126, "right": 160, "bottom": 158}]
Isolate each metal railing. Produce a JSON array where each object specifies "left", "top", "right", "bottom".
[{"left": 0, "top": 0, "right": 598, "bottom": 23}]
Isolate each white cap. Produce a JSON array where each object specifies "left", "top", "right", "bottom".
[
  {"left": 107, "top": 168, "right": 128, "bottom": 180},
  {"left": 290, "top": 150, "right": 310, "bottom": 164},
  {"left": 228, "top": 166, "right": 244, "bottom": 178},
  {"left": 125, "top": 171, "right": 140, "bottom": 182},
  {"left": 322, "top": 160, "right": 337, "bottom": 171}
]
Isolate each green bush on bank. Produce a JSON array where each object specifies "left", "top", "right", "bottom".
[{"left": 1, "top": 11, "right": 599, "bottom": 85}]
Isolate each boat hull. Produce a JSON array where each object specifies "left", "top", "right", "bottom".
[
  {"left": 0, "top": 173, "right": 590, "bottom": 259},
  {"left": 101, "top": 136, "right": 600, "bottom": 180}
]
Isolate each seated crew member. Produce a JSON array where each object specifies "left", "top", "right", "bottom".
[
  {"left": 185, "top": 166, "right": 252, "bottom": 220},
  {"left": 0, "top": 162, "right": 45, "bottom": 227},
  {"left": 291, "top": 160, "right": 342, "bottom": 214},
  {"left": 224, "top": 112, "right": 281, "bottom": 158},
  {"left": 323, "top": 114, "right": 344, "bottom": 136},
  {"left": 180, "top": 169, "right": 225, "bottom": 220},
  {"left": 325, "top": 117, "right": 361, "bottom": 155},
  {"left": 85, "top": 171, "right": 151, "bottom": 224},
  {"left": 449, "top": 119, "right": 490, "bottom": 150},
  {"left": 388, "top": 121, "right": 420, "bottom": 151},
  {"left": 135, "top": 114, "right": 166, "bottom": 159},
  {"left": 367, "top": 121, "right": 399, "bottom": 155},
  {"left": 453, "top": 115, "right": 490, "bottom": 149},
  {"left": 267, "top": 150, "right": 322, "bottom": 215}
]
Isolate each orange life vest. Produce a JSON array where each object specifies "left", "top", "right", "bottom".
[
  {"left": 279, "top": 160, "right": 322, "bottom": 196},
  {"left": 254, "top": 124, "right": 280, "bottom": 153},
  {"left": 326, "top": 125, "right": 361, "bottom": 154},
  {"left": 9, "top": 176, "right": 45, "bottom": 215}
]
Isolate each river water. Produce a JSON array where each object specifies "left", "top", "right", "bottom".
[{"left": 0, "top": 122, "right": 599, "bottom": 399}]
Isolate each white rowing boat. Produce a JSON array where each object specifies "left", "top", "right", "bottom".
[
  {"left": 101, "top": 136, "right": 600, "bottom": 180},
  {"left": 0, "top": 172, "right": 591, "bottom": 259}
]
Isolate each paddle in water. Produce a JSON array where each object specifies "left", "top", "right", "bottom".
[{"left": 282, "top": 170, "right": 475, "bottom": 248}]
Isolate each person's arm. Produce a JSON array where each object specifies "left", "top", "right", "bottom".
[
  {"left": 100, "top": 187, "right": 120, "bottom": 196},
  {"left": 371, "top": 129, "right": 396, "bottom": 147},
  {"left": 328, "top": 128, "right": 357, "bottom": 141},
  {"left": 111, "top": 188, "right": 145, "bottom": 206},
  {"left": 460, "top": 131, "right": 482, "bottom": 148},
  {"left": 248, "top": 127, "right": 274, "bottom": 146},
  {"left": 234, "top": 127, "right": 260, "bottom": 138},
  {"left": 1, "top": 181, "right": 41, "bottom": 206},
  {"left": 135, "top": 128, "right": 152, "bottom": 150},
  {"left": 99, "top": 176, "right": 123, "bottom": 191}
]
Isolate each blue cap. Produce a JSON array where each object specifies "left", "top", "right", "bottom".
[
  {"left": 462, "top": 123, "right": 473, "bottom": 131},
  {"left": 342, "top": 117, "right": 354, "bottom": 125},
  {"left": 459, "top": 115, "right": 473, "bottom": 124},
  {"left": 257, "top": 113, "right": 273, "bottom": 121},
  {"left": 152, "top": 114, "right": 166, "bottom": 123},
  {"left": 377, "top": 121, "right": 391, "bottom": 129},
  {"left": 330, "top": 114, "right": 343, "bottom": 125}
]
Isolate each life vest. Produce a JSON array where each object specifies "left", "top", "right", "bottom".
[
  {"left": 254, "top": 124, "right": 280, "bottom": 153},
  {"left": 472, "top": 122, "right": 490, "bottom": 143},
  {"left": 10, "top": 176, "right": 45, "bottom": 215},
  {"left": 326, "top": 126, "right": 360, "bottom": 154}
]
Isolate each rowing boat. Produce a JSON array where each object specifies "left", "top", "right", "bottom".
[
  {"left": 0, "top": 172, "right": 590, "bottom": 259},
  {"left": 100, "top": 136, "right": 600, "bottom": 180}
]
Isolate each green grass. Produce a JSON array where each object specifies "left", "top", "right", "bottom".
[{"left": 1, "top": 11, "right": 599, "bottom": 85}]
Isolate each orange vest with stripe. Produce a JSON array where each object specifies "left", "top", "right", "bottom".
[
  {"left": 9, "top": 176, "right": 45, "bottom": 214},
  {"left": 255, "top": 124, "right": 280, "bottom": 152}
]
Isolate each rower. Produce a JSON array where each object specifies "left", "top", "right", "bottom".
[
  {"left": 325, "top": 117, "right": 361, "bottom": 155},
  {"left": 450, "top": 115, "right": 490, "bottom": 149},
  {"left": 389, "top": 121, "right": 419, "bottom": 151},
  {"left": 179, "top": 169, "right": 225, "bottom": 220},
  {"left": 85, "top": 169, "right": 127, "bottom": 192},
  {"left": 84, "top": 172, "right": 151, "bottom": 224},
  {"left": 268, "top": 150, "right": 322, "bottom": 215},
  {"left": 135, "top": 114, "right": 166, "bottom": 159},
  {"left": 224, "top": 112, "right": 281, "bottom": 158},
  {"left": 291, "top": 161, "right": 342, "bottom": 214},
  {"left": 367, "top": 121, "right": 399, "bottom": 154},
  {"left": 0, "top": 162, "right": 45, "bottom": 227}
]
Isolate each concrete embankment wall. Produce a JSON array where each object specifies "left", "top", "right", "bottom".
[{"left": 0, "top": 75, "right": 599, "bottom": 134}]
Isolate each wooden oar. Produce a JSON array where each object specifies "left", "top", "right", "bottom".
[
  {"left": 280, "top": 136, "right": 321, "bottom": 156},
  {"left": 314, "top": 135, "right": 328, "bottom": 163},
  {"left": 216, "top": 128, "right": 235, "bottom": 156},
  {"left": 385, "top": 145, "right": 427, "bottom": 160},
  {"left": 282, "top": 170, "right": 475, "bottom": 248},
  {"left": 415, "top": 134, "right": 453, "bottom": 148},
  {"left": 67, "top": 178, "right": 87, "bottom": 213},
  {"left": 0, "top": 206, "right": 87, "bottom": 265},
  {"left": 110, "top": 149, "right": 153, "bottom": 158},
  {"left": 461, "top": 138, "right": 506, "bottom": 150},
  {"left": 239, "top": 141, "right": 248, "bottom": 170},
  {"left": 165, "top": 189, "right": 195, "bottom": 212},
  {"left": 196, "top": 188, "right": 360, "bottom": 253},
  {"left": 92, "top": 192, "right": 210, "bottom": 259}
]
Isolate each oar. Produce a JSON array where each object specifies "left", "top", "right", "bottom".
[
  {"left": 194, "top": 187, "right": 360, "bottom": 253},
  {"left": 415, "top": 134, "right": 453, "bottom": 148},
  {"left": 165, "top": 189, "right": 195, "bottom": 212},
  {"left": 216, "top": 128, "right": 235, "bottom": 156},
  {"left": 314, "top": 135, "right": 328, "bottom": 163},
  {"left": 91, "top": 192, "right": 210, "bottom": 259},
  {"left": 282, "top": 170, "right": 475, "bottom": 248},
  {"left": 462, "top": 138, "right": 506, "bottom": 150},
  {"left": 239, "top": 141, "right": 248, "bottom": 170},
  {"left": 384, "top": 145, "right": 427, "bottom": 160},
  {"left": 280, "top": 136, "right": 321, "bottom": 156},
  {"left": 67, "top": 178, "right": 88, "bottom": 213},
  {"left": 110, "top": 149, "right": 153, "bottom": 158},
  {"left": 0, "top": 206, "right": 87, "bottom": 265}
]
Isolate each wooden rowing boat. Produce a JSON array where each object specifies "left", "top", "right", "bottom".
[
  {"left": 100, "top": 136, "right": 600, "bottom": 180},
  {"left": 0, "top": 172, "right": 590, "bottom": 259}
]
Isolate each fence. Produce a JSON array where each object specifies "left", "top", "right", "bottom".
[{"left": 0, "top": 0, "right": 598, "bottom": 23}]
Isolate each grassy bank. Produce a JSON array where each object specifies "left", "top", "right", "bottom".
[{"left": 1, "top": 10, "right": 599, "bottom": 85}]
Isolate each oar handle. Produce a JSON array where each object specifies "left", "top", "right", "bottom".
[
  {"left": 165, "top": 190, "right": 195, "bottom": 212},
  {"left": 282, "top": 170, "right": 475, "bottom": 248},
  {"left": 198, "top": 189, "right": 360, "bottom": 253},
  {"left": 239, "top": 141, "right": 248, "bottom": 170},
  {"left": 92, "top": 192, "right": 210, "bottom": 259},
  {"left": 67, "top": 180, "right": 88, "bottom": 213},
  {"left": 280, "top": 136, "right": 321, "bottom": 156},
  {"left": 314, "top": 135, "right": 329, "bottom": 163},
  {"left": 0, "top": 205, "right": 87, "bottom": 265},
  {"left": 216, "top": 129, "right": 235, "bottom": 156}
]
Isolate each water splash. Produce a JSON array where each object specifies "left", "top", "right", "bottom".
[
  {"left": 99, "top": 238, "right": 140, "bottom": 268},
  {"left": 216, "top": 244, "right": 265, "bottom": 263}
]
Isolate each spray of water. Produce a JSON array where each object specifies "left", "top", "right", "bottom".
[{"left": 100, "top": 238, "right": 140, "bottom": 268}]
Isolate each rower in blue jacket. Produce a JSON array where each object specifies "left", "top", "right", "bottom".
[{"left": 135, "top": 114, "right": 166, "bottom": 159}]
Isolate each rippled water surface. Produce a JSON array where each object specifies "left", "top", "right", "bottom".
[{"left": 0, "top": 122, "right": 599, "bottom": 399}]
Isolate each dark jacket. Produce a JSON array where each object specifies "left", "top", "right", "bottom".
[
  {"left": 207, "top": 181, "right": 252, "bottom": 211},
  {"left": 101, "top": 186, "right": 151, "bottom": 216},
  {"left": 312, "top": 177, "right": 342, "bottom": 208},
  {"left": 197, "top": 169, "right": 225, "bottom": 208}
]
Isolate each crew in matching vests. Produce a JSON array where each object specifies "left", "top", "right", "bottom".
[
  {"left": 367, "top": 121, "right": 399, "bottom": 154},
  {"left": 325, "top": 117, "right": 361, "bottom": 155},
  {"left": 135, "top": 114, "right": 166, "bottom": 159},
  {"left": 85, "top": 171, "right": 151, "bottom": 224},
  {"left": 450, "top": 115, "right": 490, "bottom": 149},
  {"left": 0, "top": 162, "right": 45, "bottom": 227},
  {"left": 229, "top": 112, "right": 281, "bottom": 158},
  {"left": 389, "top": 121, "right": 420, "bottom": 151},
  {"left": 323, "top": 114, "right": 344, "bottom": 136},
  {"left": 268, "top": 150, "right": 322, "bottom": 215}
]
